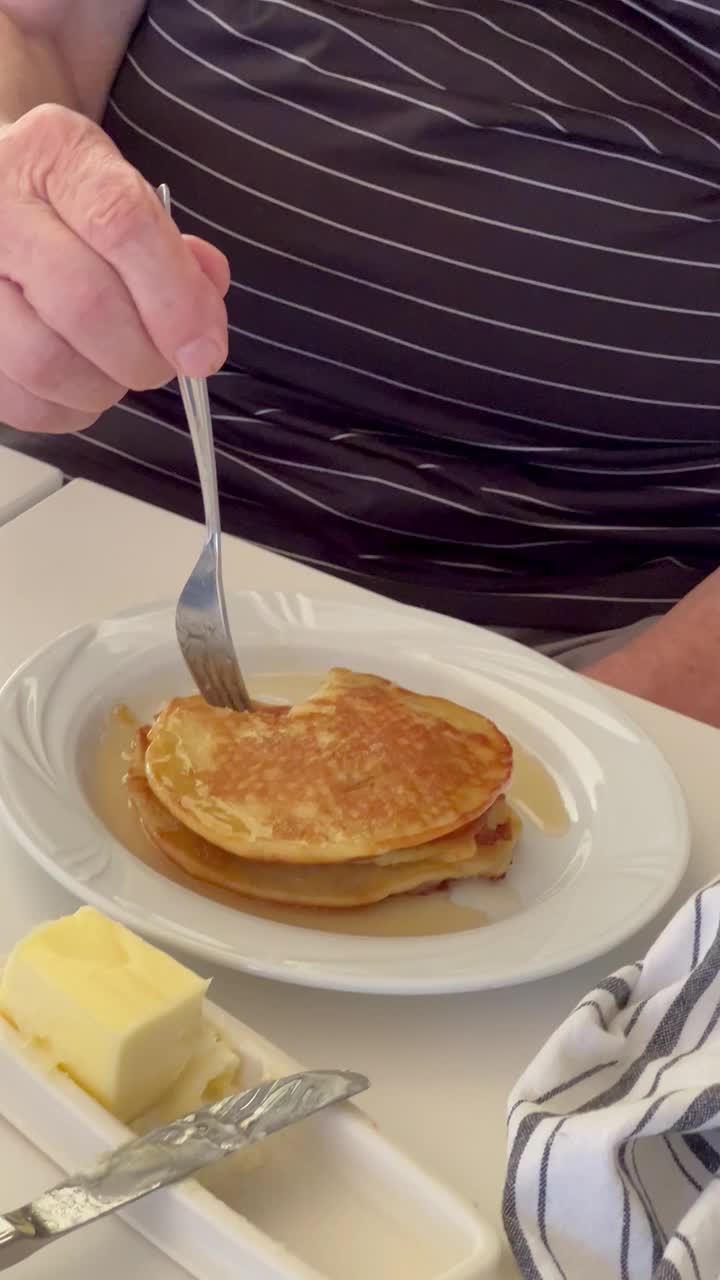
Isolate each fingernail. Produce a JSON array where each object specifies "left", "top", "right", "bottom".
[{"left": 176, "top": 335, "right": 225, "bottom": 376}]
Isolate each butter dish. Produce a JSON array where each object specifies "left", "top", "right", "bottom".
[{"left": 0, "top": 985, "right": 500, "bottom": 1279}]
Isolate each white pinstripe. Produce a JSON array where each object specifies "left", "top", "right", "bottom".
[
  {"left": 229, "top": 280, "right": 720, "bottom": 407},
  {"left": 664, "top": 485, "right": 720, "bottom": 495},
  {"left": 358, "top": 539, "right": 587, "bottom": 552},
  {"left": 73, "top": 425, "right": 256, "bottom": 505},
  {"left": 295, "top": 0, "right": 720, "bottom": 156},
  {"left": 228, "top": 317, "right": 720, "bottom": 438},
  {"left": 124, "top": 50, "right": 720, "bottom": 277},
  {"left": 243, "top": 0, "right": 443, "bottom": 89},
  {"left": 520, "top": 0, "right": 720, "bottom": 124},
  {"left": 220, "top": 429, "right": 581, "bottom": 511},
  {"left": 427, "top": 559, "right": 512, "bottom": 571},
  {"left": 482, "top": 590, "right": 681, "bottom": 601},
  {"left": 109, "top": 404, "right": 423, "bottom": 541},
  {"left": 539, "top": 459, "right": 720, "bottom": 474},
  {"left": 521, "top": 104, "right": 567, "bottom": 132},
  {"left": 108, "top": 404, "right": 558, "bottom": 540},
  {"left": 642, "top": 556, "right": 698, "bottom": 571},
  {"left": 215, "top": 417, "right": 569, "bottom": 451},
  {"left": 80, "top": 432, "right": 200, "bottom": 487},
  {"left": 419, "top": 0, "right": 720, "bottom": 155},
  {"left": 299, "top": 0, "right": 720, "bottom": 194},
  {"left": 358, "top": 551, "right": 573, "bottom": 566},
  {"left": 177, "top": 417, "right": 583, "bottom": 515},
  {"left": 179, "top": 4, "right": 568, "bottom": 148},
  {"left": 619, "top": 0, "right": 720, "bottom": 63},
  {"left": 480, "top": 486, "right": 581, "bottom": 512},
  {"left": 185, "top": 0, "right": 567, "bottom": 151},
  {"left": 143, "top": 22, "right": 719, "bottom": 224},
  {"left": 408, "top": 0, "right": 700, "bottom": 155},
  {"left": 182, "top": 0, "right": 483, "bottom": 133},
  {"left": 325, "top": 0, "right": 658, "bottom": 150},
  {"left": 108, "top": 99, "right": 720, "bottom": 324},
  {"left": 657, "top": 0, "right": 720, "bottom": 17},
  {"left": 115, "top": 402, "right": 716, "bottom": 536},
  {"left": 182, "top": 0, "right": 606, "bottom": 153},
  {"left": 174, "top": 194, "right": 720, "bottom": 364},
  {"left": 464, "top": 115, "right": 720, "bottom": 192},
  {"left": 565, "top": 0, "right": 720, "bottom": 104}
]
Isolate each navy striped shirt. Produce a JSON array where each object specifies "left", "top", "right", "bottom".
[{"left": 8, "top": 0, "right": 720, "bottom": 630}]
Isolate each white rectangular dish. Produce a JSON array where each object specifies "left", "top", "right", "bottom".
[{"left": 0, "top": 986, "right": 500, "bottom": 1279}]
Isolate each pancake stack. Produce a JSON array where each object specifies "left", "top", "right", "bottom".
[{"left": 125, "top": 669, "right": 521, "bottom": 909}]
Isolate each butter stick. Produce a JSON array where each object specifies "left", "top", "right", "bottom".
[{"left": 0, "top": 907, "right": 209, "bottom": 1121}]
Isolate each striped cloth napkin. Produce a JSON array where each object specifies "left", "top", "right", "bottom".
[{"left": 503, "top": 879, "right": 720, "bottom": 1280}]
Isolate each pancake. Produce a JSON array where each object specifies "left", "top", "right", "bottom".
[
  {"left": 144, "top": 669, "right": 513, "bottom": 864},
  {"left": 127, "top": 730, "right": 520, "bottom": 908}
]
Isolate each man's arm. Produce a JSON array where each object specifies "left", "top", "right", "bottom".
[
  {"left": 0, "top": 1, "right": 146, "bottom": 121},
  {"left": 583, "top": 566, "right": 720, "bottom": 727}
]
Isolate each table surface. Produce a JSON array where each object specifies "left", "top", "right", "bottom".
[
  {"left": 0, "top": 444, "right": 62, "bottom": 527},
  {"left": 1, "top": 478, "right": 718, "bottom": 1280}
]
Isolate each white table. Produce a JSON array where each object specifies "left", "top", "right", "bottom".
[
  {"left": 1, "top": 479, "right": 718, "bottom": 1280},
  {"left": 0, "top": 444, "right": 61, "bottom": 526}
]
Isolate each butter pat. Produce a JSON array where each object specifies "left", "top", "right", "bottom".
[
  {"left": 0, "top": 907, "right": 209, "bottom": 1121},
  {"left": 132, "top": 1023, "right": 242, "bottom": 1135}
]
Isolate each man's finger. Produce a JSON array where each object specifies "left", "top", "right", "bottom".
[
  {"left": 0, "top": 368, "right": 99, "bottom": 434},
  {"left": 185, "top": 235, "right": 232, "bottom": 298},
  {"left": 0, "top": 278, "right": 126, "bottom": 412}
]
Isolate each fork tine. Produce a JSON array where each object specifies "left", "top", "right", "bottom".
[
  {"left": 181, "top": 637, "right": 224, "bottom": 708},
  {"left": 216, "top": 659, "right": 247, "bottom": 712},
  {"left": 204, "top": 662, "right": 228, "bottom": 707},
  {"left": 210, "top": 651, "right": 245, "bottom": 711},
  {"left": 201, "top": 659, "right": 229, "bottom": 709}
]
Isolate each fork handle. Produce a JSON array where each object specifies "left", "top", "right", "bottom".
[
  {"left": 177, "top": 376, "right": 222, "bottom": 540},
  {"left": 156, "top": 185, "right": 223, "bottom": 542}
]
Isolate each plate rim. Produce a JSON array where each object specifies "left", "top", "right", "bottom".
[{"left": 0, "top": 592, "right": 690, "bottom": 994}]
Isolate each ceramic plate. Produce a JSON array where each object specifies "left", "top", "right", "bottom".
[{"left": 0, "top": 593, "right": 689, "bottom": 993}]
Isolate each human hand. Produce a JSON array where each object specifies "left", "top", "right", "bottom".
[{"left": 0, "top": 103, "right": 230, "bottom": 434}]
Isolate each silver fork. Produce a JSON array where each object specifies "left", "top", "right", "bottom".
[{"left": 158, "top": 184, "right": 251, "bottom": 711}]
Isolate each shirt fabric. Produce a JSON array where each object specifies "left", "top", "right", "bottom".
[{"left": 6, "top": 0, "right": 720, "bottom": 631}]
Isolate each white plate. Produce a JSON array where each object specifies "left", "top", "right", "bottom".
[
  {"left": 0, "top": 977, "right": 500, "bottom": 1279},
  {"left": 0, "top": 592, "right": 689, "bottom": 994}
]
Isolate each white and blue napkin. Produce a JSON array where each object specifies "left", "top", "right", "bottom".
[{"left": 504, "top": 879, "right": 720, "bottom": 1279}]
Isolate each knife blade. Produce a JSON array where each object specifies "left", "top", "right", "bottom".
[{"left": 0, "top": 1068, "right": 368, "bottom": 1269}]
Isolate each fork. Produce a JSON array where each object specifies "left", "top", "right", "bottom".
[{"left": 158, "top": 184, "right": 251, "bottom": 712}]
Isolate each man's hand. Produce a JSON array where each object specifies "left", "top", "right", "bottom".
[
  {"left": 0, "top": 103, "right": 230, "bottom": 434},
  {"left": 582, "top": 566, "right": 720, "bottom": 727}
]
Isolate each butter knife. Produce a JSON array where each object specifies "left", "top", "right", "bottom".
[{"left": 0, "top": 1068, "right": 368, "bottom": 1270}]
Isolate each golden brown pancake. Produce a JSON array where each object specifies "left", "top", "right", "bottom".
[
  {"left": 144, "top": 669, "right": 513, "bottom": 863},
  {"left": 127, "top": 730, "right": 520, "bottom": 907}
]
